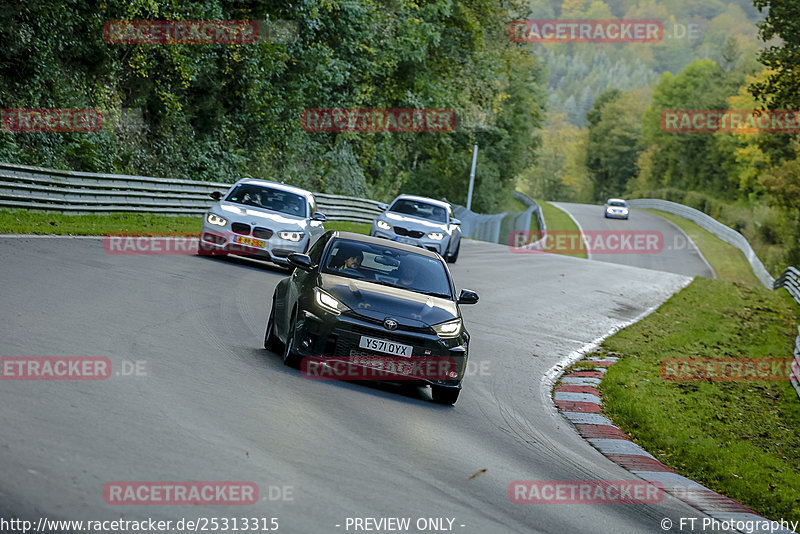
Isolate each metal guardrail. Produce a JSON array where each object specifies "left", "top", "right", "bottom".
[
  {"left": 0, "top": 162, "right": 384, "bottom": 223},
  {"left": 627, "top": 198, "right": 773, "bottom": 289},
  {"left": 774, "top": 267, "right": 800, "bottom": 401},
  {"left": 513, "top": 191, "right": 547, "bottom": 249}
]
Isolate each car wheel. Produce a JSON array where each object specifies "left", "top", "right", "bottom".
[
  {"left": 264, "top": 296, "right": 282, "bottom": 352},
  {"left": 446, "top": 242, "right": 460, "bottom": 264},
  {"left": 431, "top": 386, "right": 460, "bottom": 405},
  {"left": 282, "top": 312, "right": 302, "bottom": 368}
]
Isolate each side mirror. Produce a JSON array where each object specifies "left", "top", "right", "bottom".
[
  {"left": 287, "top": 253, "right": 314, "bottom": 272},
  {"left": 450, "top": 218, "right": 461, "bottom": 226},
  {"left": 378, "top": 203, "right": 389, "bottom": 211},
  {"left": 312, "top": 212, "right": 327, "bottom": 222},
  {"left": 457, "top": 289, "right": 479, "bottom": 305},
  {"left": 210, "top": 191, "right": 222, "bottom": 201}
]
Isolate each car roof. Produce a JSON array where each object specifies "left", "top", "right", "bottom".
[
  {"left": 390, "top": 194, "right": 451, "bottom": 209},
  {"left": 232, "top": 178, "right": 315, "bottom": 200},
  {"left": 327, "top": 231, "right": 443, "bottom": 260},
  {"left": 607, "top": 198, "right": 627, "bottom": 203}
]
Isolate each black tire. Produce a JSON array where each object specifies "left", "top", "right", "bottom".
[
  {"left": 446, "top": 241, "right": 460, "bottom": 264},
  {"left": 264, "top": 298, "right": 282, "bottom": 352},
  {"left": 282, "top": 312, "right": 302, "bottom": 368},
  {"left": 431, "top": 386, "right": 460, "bottom": 405}
]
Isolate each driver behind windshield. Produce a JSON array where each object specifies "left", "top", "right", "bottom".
[{"left": 330, "top": 245, "right": 364, "bottom": 274}]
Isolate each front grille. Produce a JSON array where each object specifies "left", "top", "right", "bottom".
[
  {"left": 332, "top": 326, "right": 441, "bottom": 359},
  {"left": 394, "top": 226, "right": 425, "bottom": 239},
  {"left": 253, "top": 227, "right": 273, "bottom": 239},
  {"left": 231, "top": 222, "right": 251, "bottom": 235}
]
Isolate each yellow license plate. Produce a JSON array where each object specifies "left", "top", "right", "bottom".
[{"left": 233, "top": 235, "right": 266, "bottom": 248}]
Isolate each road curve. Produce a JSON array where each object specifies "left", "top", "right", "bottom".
[
  {"left": 550, "top": 202, "right": 715, "bottom": 279},
  {"left": 0, "top": 236, "right": 717, "bottom": 533}
]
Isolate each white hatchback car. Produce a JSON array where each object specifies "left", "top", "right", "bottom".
[
  {"left": 370, "top": 194, "right": 462, "bottom": 263},
  {"left": 200, "top": 178, "right": 326, "bottom": 266},
  {"left": 604, "top": 198, "right": 630, "bottom": 220}
]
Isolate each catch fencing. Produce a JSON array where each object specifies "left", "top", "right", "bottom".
[{"left": 448, "top": 191, "right": 544, "bottom": 244}]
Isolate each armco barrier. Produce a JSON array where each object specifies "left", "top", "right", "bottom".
[
  {"left": 626, "top": 198, "right": 773, "bottom": 288},
  {"left": 0, "top": 162, "right": 384, "bottom": 223},
  {"left": 773, "top": 267, "right": 800, "bottom": 401}
]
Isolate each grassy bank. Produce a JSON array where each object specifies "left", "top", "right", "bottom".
[
  {"left": 535, "top": 201, "right": 588, "bottom": 258},
  {"left": 0, "top": 209, "right": 371, "bottom": 235},
  {"left": 597, "top": 212, "right": 800, "bottom": 521}
]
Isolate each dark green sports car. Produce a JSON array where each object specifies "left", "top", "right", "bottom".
[{"left": 264, "top": 231, "right": 478, "bottom": 405}]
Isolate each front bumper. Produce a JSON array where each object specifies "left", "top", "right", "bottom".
[
  {"left": 200, "top": 222, "right": 308, "bottom": 264},
  {"left": 605, "top": 210, "right": 629, "bottom": 219},
  {"left": 370, "top": 227, "right": 448, "bottom": 255},
  {"left": 291, "top": 306, "right": 468, "bottom": 388}
]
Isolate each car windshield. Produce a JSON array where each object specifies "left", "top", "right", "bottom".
[
  {"left": 608, "top": 200, "right": 627, "bottom": 207},
  {"left": 322, "top": 239, "right": 452, "bottom": 298},
  {"left": 388, "top": 199, "right": 448, "bottom": 223},
  {"left": 225, "top": 184, "right": 307, "bottom": 217}
]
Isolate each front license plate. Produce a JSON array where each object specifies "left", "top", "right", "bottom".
[
  {"left": 358, "top": 336, "right": 413, "bottom": 357},
  {"left": 232, "top": 235, "right": 266, "bottom": 248},
  {"left": 395, "top": 236, "right": 416, "bottom": 245}
]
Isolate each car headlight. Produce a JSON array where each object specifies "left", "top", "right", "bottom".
[
  {"left": 376, "top": 220, "right": 392, "bottom": 231},
  {"left": 314, "top": 288, "right": 348, "bottom": 315},
  {"left": 432, "top": 318, "right": 462, "bottom": 339},
  {"left": 621, "top": 208, "right": 629, "bottom": 213},
  {"left": 278, "top": 231, "right": 305, "bottom": 242},
  {"left": 206, "top": 213, "right": 227, "bottom": 226},
  {"left": 427, "top": 232, "right": 445, "bottom": 240}
]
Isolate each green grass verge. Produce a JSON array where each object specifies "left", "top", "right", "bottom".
[
  {"left": 0, "top": 209, "right": 371, "bottom": 236},
  {"left": 643, "top": 208, "right": 760, "bottom": 286},
  {"left": 535, "top": 201, "right": 587, "bottom": 258},
  {"left": 0, "top": 209, "right": 202, "bottom": 235},
  {"left": 323, "top": 221, "right": 371, "bottom": 235},
  {"left": 598, "top": 277, "right": 800, "bottom": 522}
]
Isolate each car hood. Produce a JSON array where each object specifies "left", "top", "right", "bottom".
[
  {"left": 216, "top": 202, "right": 308, "bottom": 229},
  {"left": 382, "top": 212, "right": 448, "bottom": 232},
  {"left": 320, "top": 274, "right": 457, "bottom": 328}
]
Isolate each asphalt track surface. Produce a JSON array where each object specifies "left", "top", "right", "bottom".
[
  {"left": 550, "top": 202, "right": 715, "bottom": 279},
  {"left": 0, "top": 232, "right": 727, "bottom": 534}
]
